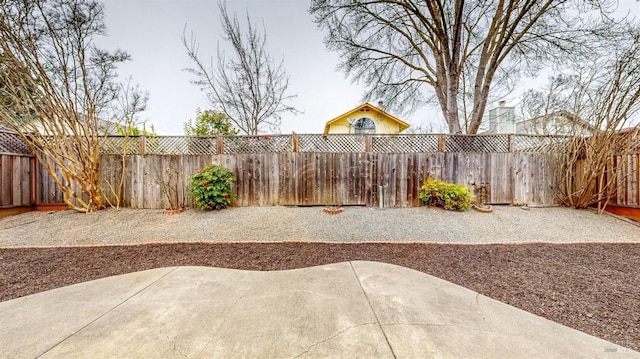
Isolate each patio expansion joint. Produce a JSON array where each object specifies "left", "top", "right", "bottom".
[
  {"left": 291, "top": 322, "right": 379, "bottom": 359},
  {"left": 35, "top": 266, "right": 179, "bottom": 358},
  {"left": 349, "top": 261, "right": 397, "bottom": 359},
  {"left": 476, "top": 292, "right": 493, "bottom": 332}
]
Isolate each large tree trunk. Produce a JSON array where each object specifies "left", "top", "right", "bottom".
[{"left": 445, "top": 86, "right": 463, "bottom": 134}]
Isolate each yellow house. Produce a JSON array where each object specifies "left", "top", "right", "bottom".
[{"left": 323, "top": 102, "right": 410, "bottom": 134}]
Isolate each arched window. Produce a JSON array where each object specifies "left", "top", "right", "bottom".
[{"left": 354, "top": 117, "right": 375, "bottom": 134}]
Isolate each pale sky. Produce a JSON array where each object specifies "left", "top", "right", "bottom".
[
  {"left": 98, "top": 0, "right": 380, "bottom": 135},
  {"left": 97, "top": 0, "right": 639, "bottom": 135}
]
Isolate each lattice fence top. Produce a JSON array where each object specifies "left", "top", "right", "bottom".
[
  {"left": 150, "top": 136, "right": 217, "bottom": 155},
  {"left": 100, "top": 136, "right": 141, "bottom": 155},
  {"left": 0, "top": 131, "right": 32, "bottom": 155},
  {"left": 512, "top": 135, "right": 569, "bottom": 153},
  {"left": 614, "top": 129, "right": 640, "bottom": 154},
  {"left": 444, "top": 135, "right": 509, "bottom": 152},
  {"left": 371, "top": 135, "right": 440, "bottom": 153},
  {"left": 298, "top": 134, "right": 366, "bottom": 153},
  {"left": 116, "top": 133, "right": 640, "bottom": 154},
  {"left": 1, "top": 131, "right": 591, "bottom": 156},
  {"left": 223, "top": 135, "right": 291, "bottom": 154}
]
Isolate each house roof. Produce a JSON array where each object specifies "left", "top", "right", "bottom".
[
  {"left": 323, "top": 103, "right": 410, "bottom": 134},
  {"left": 518, "top": 110, "right": 596, "bottom": 131}
]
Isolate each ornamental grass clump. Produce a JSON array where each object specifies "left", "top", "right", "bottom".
[
  {"left": 419, "top": 178, "right": 473, "bottom": 212},
  {"left": 188, "top": 164, "right": 236, "bottom": 210}
]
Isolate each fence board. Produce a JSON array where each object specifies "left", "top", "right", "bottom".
[
  {"left": 364, "top": 153, "right": 374, "bottom": 206},
  {"left": 631, "top": 154, "right": 639, "bottom": 206},
  {"left": 21, "top": 157, "right": 31, "bottom": 204},
  {"left": 491, "top": 154, "right": 511, "bottom": 204},
  {"left": 616, "top": 155, "right": 626, "bottom": 205},
  {"left": 12, "top": 158, "right": 21, "bottom": 205},
  {"left": 513, "top": 153, "right": 532, "bottom": 205},
  {"left": 36, "top": 160, "right": 47, "bottom": 204},
  {"left": 1, "top": 156, "right": 11, "bottom": 206},
  {"left": 131, "top": 156, "right": 143, "bottom": 208}
]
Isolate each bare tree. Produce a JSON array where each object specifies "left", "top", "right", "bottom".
[
  {"left": 105, "top": 77, "right": 149, "bottom": 135},
  {"left": 0, "top": 0, "right": 130, "bottom": 212},
  {"left": 310, "top": 0, "right": 632, "bottom": 134},
  {"left": 518, "top": 74, "right": 583, "bottom": 135},
  {"left": 183, "top": 1, "right": 299, "bottom": 135}
]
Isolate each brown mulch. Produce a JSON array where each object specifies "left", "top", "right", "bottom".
[{"left": 1, "top": 242, "right": 639, "bottom": 351}]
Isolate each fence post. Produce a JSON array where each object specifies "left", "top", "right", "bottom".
[
  {"left": 508, "top": 134, "right": 514, "bottom": 152},
  {"left": 292, "top": 133, "right": 299, "bottom": 153},
  {"left": 438, "top": 134, "right": 445, "bottom": 152},
  {"left": 31, "top": 156, "right": 37, "bottom": 206},
  {"left": 139, "top": 136, "right": 146, "bottom": 156},
  {"left": 365, "top": 134, "right": 372, "bottom": 152},
  {"left": 217, "top": 136, "right": 224, "bottom": 155}
]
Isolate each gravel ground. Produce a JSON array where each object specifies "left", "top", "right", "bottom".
[{"left": 0, "top": 205, "right": 638, "bottom": 246}]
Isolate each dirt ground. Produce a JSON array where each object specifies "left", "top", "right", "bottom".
[{"left": 1, "top": 242, "right": 639, "bottom": 352}]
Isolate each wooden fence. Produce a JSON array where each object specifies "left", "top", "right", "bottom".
[
  {"left": 4, "top": 131, "right": 638, "bottom": 213},
  {"left": 95, "top": 133, "right": 562, "bottom": 208},
  {"left": 98, "top": 152, "right": 557, "bottom": 209}
]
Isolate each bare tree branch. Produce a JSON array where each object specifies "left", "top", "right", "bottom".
[
  {"left": 310, "top": 0, "right": 634, "bottom": 134},
  {"left": 182, "top": 1, "right": 299, "bottom": 135}
]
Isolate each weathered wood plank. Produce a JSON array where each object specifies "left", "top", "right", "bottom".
[
  {"left": 616, "top": 155, "right": 626, "bottom": 205},
  {"left": 490, "top": 153, "right": 510, "bottom": 204},
  {"left": 142, "top": 155, "right": 156, "bottom": 209},
  {"left": 20, "top": 157, "right": 31, "bottom": 205},
  {"left": 632, "top": 154, "right": 639, "bottom": 206},
  {"left": 12, "top": 156, "right": 21, "bottom": 205},
  {"left": 132, "top": 155, "right": 144, "bottom": 208},
  {"left": 365, "top": 153, "right": 375, "bottom": 207},
  {"left": 338, "top": 153, "right": 347, "bottom": 205},
  {"left": 269, "top": 153, "right": 279, "bottom": 206},
  {"left": 240, "top": 155, "right": 250, "bottom": 207},
  {"left": 1, "top": 156, "right": 12, "bottom": 206},
  {"left": 626, "top": 154, "right": 638, "bottom": 206},
  {"left": 37, "top": 161, "right": 47, "bottom": 204},
  {"left": 302, "top": 153, "right": 314, "bottom": 205}
]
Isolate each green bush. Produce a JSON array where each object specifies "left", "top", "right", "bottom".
[
  {"left": 188, "top": 164, "right": 236, "bottom": 210},
  {"left": 418, "top": 178, "right": 473, "bottom": 211}
]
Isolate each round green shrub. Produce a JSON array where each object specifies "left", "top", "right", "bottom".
[
  {"left": 418, "top": 178, "right": 473, "bottom": 211},
  {"left": 188, "top": 164, "right": 236, "bottom": 210}
]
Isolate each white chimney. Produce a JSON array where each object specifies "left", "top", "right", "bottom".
[{"left": 488, "top": 101, "right": 515, "bottom": 133}]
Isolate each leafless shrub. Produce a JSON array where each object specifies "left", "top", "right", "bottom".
[{"left": 544, "top": 28, "right": 640, "bottom": 211}]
